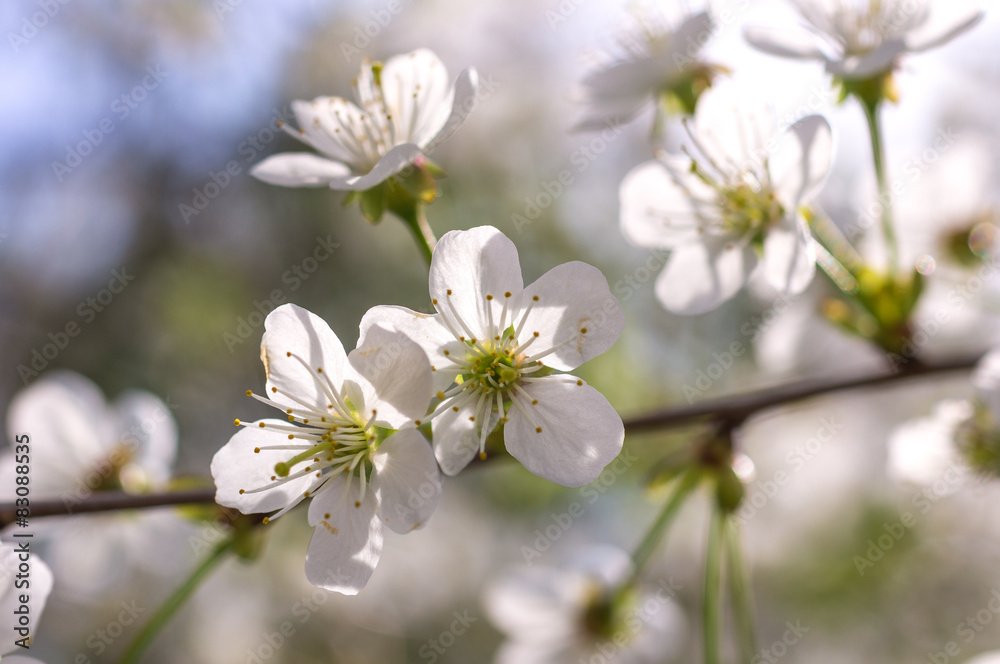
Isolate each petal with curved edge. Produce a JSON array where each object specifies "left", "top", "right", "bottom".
[
  {"left": 371, "top": 428, "right": 440, "bottom": 534},
  {"left": 504, "top": 377, "right": 624, "bottom": 487},
  {"left": 763, "top": 214, "right": 816, "bottom": 295},
  {"left": 261, "top": 303, "right": 348, "bottom": 414},
  {"left": 973, "top": 348, "right": 1000, "bottom": 422},
  {"left": 484, "top": 565, "right": 587, "bottom": 643},
  {"left": 517, "top": 262, "right": 624, "bottom": 372},
  {"left": 344, "top": 325, "right": 432, "bottom": 429},
  {"left": 771, "top": 114, "right": 834, "bottom": 209},
  {"left": 5, "top": 371, "right": 115, "bottom": 498},
  {"left": 620, "top": 155, "right": 720, "bottom": 249},
  {"left": 0, "top": 542, "right": 53, "bottom": 649},
  {"left": 429, "top": 226, "right": 525, "bottom": 339},
  {"left": 325, "top": 143, "right": 425, "bottom": 191},
  {"left": 887, "top": 400, "right": 971, "bottom": 487},
  {"left": 654, "top": 239, "right": 757, "bottom": 315},
  {"left": 826, "top": 40, "right": 906, "bottom": 79},
  {"left": 250, "top": 153, "right": 353, "bottom": 188},
  {"left": 691, "top": 81, "right": 776, "bottom": 181},
  {"left": 906, "top": 6, "right": 984, "bottom": 52},
  {"left": 381, "top": 49, "right": 453, "bottom": 147},
  {"left": 743, "top": 24, "right": 828, "bottom": 61},
  {"left": 290, "top": 97, "right": 369, "bottom": 169},
  {"left": 211, "top": 421, "right": 318, "bottom": 515},
  {"left": 305, "top": 473, "right": 383, "bottom": 595},
  {"left": 113, "top": 390, "right": 178, "bottom": 489},
  {"left": 431, "top": 399, "right": 497, "bottom": 476},
  {"left": 423, "top": 68, "right": 480, "bottom": 154},
  {"left": 359, "top": 305, "right": 458, "bottom": 393}
]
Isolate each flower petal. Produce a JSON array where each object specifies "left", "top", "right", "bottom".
[
  {"left": 0, "top": 542, "right": 52, "bottom": 648},
  {"left": 290, "top": 97, "right": 370, "bottom": 170},
  {"left": 423, "top": 68, "right": 479, "bottom": 154},
  {"left": 113, "top": 390, "right": 178, "bottom": 489},
  {"left": 250, "top": 153, "right": 353, "bottom": 188},
  {"left": 518, "top": 262, "right": 624, "bottom": 372},
  {"left": 429, "top": 226, "right": 525, "bottom": 339},
  {"left": 345, "top": 325, "right": 432, "bottom": 429},
  {"left": 325, "top": 143, "right": 425, "bottom": 191},
  {"left": 771, "top": 114, "right": 834, "bottom": 208},
  {"left": 654, "top": 238, "right": 757, "bottom": 315},
  {"left": 825, "top": 40, "right": 906, "bottom": 79},
  {"left": 371, "top": 428, "right": 441, "bottom": 534},
  {"left": 431, "top": 400, "right": 488, "bottom": 476},
  {"left": 973, "top": 347, "right": 1000, "bottom": 422},
  {"left": 620, "top": 155, "right": 720, "bottom": 249},
  {"left": 484, "top": 565, "right": 586, "bottom": 644},
  {"left": 887, "top": 400, "right": 971, "bottom": 487},
  {"left": 504, "top": 377, "right": 624, "bottom": 487},
  {"left": 906, "top": 6, "right": 984, "bottom": 52},
  {"left": 763, "top": 213, "right": 816, "bottom": 295},
  {"left": 211, "top": 421, "right": 318, "bottom": 514},
  {"left": 381, "top": 49, "right": 452, "bottom": 148},
  {"left": 691, "top": 81, "right": 776, "bottom": 181},
  {"left": 359, "top": 305, "right": 457, "bottom": 393},
  {"left": 305, "top": 473, "right": 384, "bottom": 594},
  {"left": 261, "top": 303, "right": 349, "bottom": 413},
  {"left": 743, "top": 24, "right": 829, "bottom": 61}
]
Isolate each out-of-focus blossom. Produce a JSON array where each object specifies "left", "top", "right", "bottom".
[
  {"left": 744, "top": 0, "right": 983, "bottom": 81},
  {"left": 251, "top": 49, "right": 478, "bottom": 191},
  {"left": 361, "top": 226, "right": 626, "bottom": 487},
  {"left": 484, "top": 545, "right": 686, "bottom": 664},
  {"left": 619, "top": 82, "right": 834, "bottom": 315},
  {"left": 212, "top": 304, "right": 440, "bottom": 595},
  {"left": 0, "top": 541, "right": 53, "bottom": 657},
  {"left": 574, "top": 6, "right": 722, "bottom": 131}
]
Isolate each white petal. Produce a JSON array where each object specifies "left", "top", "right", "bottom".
[
  {"left": 484, "top": 565, "right": 587, "bottom": 643},
  {"left": 261, "top": 303, "right": 348, "bottom": 413},
  {"left": 965, "top": 651, "right": 1000, "bottom": 664},
  {"left": 431, "top": 401, "right": 485, "bottom": 476},
  {"left": 4, "top": 371, "right": 115, "bottom": 497},
  {"left": 743, "top": 24, "right": 828, "bottom": 61},
  {"left": 359, "top": 305, "right": 457, "bottom": 393},
  {"left": 371, "top": 428, "right": 440, "bottom": 534},
  {"left": 381, "top": 49, "right": 453, "bottom": 147},
  {"left": 772, "top": 114, "right": 834, "bottom": 208},
  {"left": 325, "top": 143, "right": 425, "bottom": 191},
  {"left": 424, "top": 68, "right": 479, "bottom": 154},
  {"left": 504, "top": 378, "right": 624, "bottom": 487},
  {"left": 763, "top": 214, "right": 816, "bottom": 295},
  {"left": 825, "top": 40, "right": 906, "bottom": 79},
  {"left": 906, "top": 6, "right": 984, "bottom": 52},
  {"left": 654, "top": 239, "right": 757, "bottom": 315},
  {"left": 210, "top": 422, "right": 318, "bottom": 514},
  {"left": 304, "top": 473, "right": 383, "bottom": 594},
  {"left": 973, "top": 347, "right": 1000, "bottom": 422},
  {"left": 345, "top": 325, "right": 432, "bottom": 429},
  {"left": 290, "top": 97, "right": 370, "bottom": 168},
  {"left": 0, "top": 542, "right": 52, "bottom": 649},
  {"left": 250, "top": 153, "right": 353, "bottom": 188},
  {"left": 494, "top": 641, "right": 572, "bottom": 664},
  {"left": 886, "top": 400, "right": 971, "bottom": 487},
  {"left": 113, "top": 390, "right": 178, "bottom": 489},
  {"left": 563, "top": 544, "right": 632, "bottom": 586},
  {"left": 429, "top": 226, "right": 525, "bottom": 338},
  {"left": 692, "top": 81, "right": 776, "bottom": 179},
  {"left": 518, "top": 262, "right": 624, "bottom": 372},
  {"left": 620, "top": 155, "right": 720, "bottom": 249}
]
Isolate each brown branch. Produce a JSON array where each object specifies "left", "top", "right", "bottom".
[{"left": 0, "top": 353, "right": 981, "bottom": 525}]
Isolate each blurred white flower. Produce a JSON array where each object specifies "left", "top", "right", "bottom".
[
  {"left": 574, "top": 6, "right": 720, "bottom": 131},
  {"left": 966, "top": 651, "right": 1000, "bottom": 664},
  {"left": 619, "top": 82, "right": 834, "bottom": 315},
  {"left": 0, "top": 540, "right": 53, "bottom": 657},
  {"left": 0, "top": 372, "right": 188, "bottom": 599},
  {"left": 361, "top": 226, "right": 626, "bottom": 487},
  {"left": 484, "top": 545, "right": 686, "bottom": 664},
  {"left": 212, "top": 304, "right": 440, "bottom": 595},
  {"left": 251, "top": 49, "right": 478, "bottom": 190},
  {"left": 888, "top": 347, "right": 1000, "bottom": 485},
  {"left": 744, "top": 0, "right": 983, "bottom": 80}
]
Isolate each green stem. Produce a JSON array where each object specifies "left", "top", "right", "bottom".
[
  {"left": 703, "top": 507, "right": 725, "bottom": 664},
  {"left": 393, "top": 201, "right": 436, "bottom": 266},
  {"left": 726, "top": 518, "right": 757, "bottom": 664},
  {"left": 627, "top": 470, "right": 700, "bottom": 588},
  {"left": 119, "top": 535, "right": 236, "bottom": 664},
  {"left": 860, "top": 97, "right": 899, "bottom": 276}
]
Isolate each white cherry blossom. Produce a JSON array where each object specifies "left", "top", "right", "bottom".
[
  {"left": 211, "top": 303, "right": 440, "bottom": 595},
  {"left": 0, "top": 540, "right": 53, "bottom": 658},
  {"left": 619, "top": 82, "right": 834, "bottom": 315},
  {"left": 744, "top": 0, "right": 983, "bottom": 80},
  {"left": 251, "top": 48, "right": 478, "bottom": 190},
  {"left": 360, "top": 226, "right": 626, "bottom": 487}
]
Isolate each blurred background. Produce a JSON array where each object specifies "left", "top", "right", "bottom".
[{"left": 2, "top": 0, "right": 1000, "bottom": 661}]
